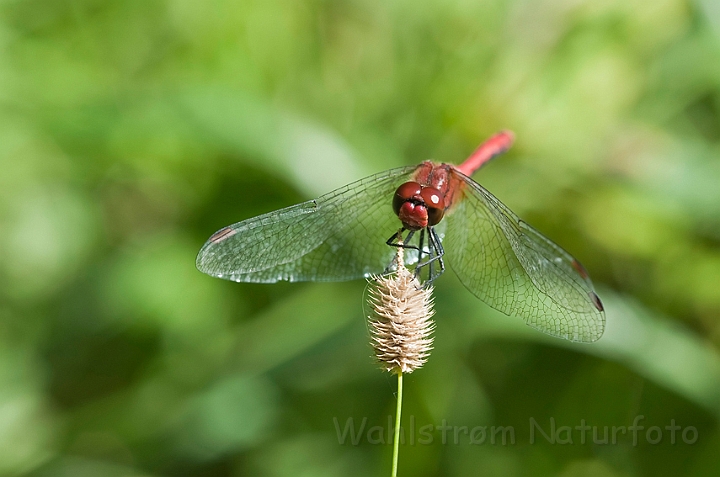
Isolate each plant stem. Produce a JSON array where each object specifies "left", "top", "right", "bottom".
[{"left": 391, "top": 371, "right": 403, "bottom": 477}]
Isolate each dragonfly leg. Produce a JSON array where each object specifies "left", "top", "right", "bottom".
[
  {"left": 427, "top": 233, "right": 434, "bottom": 283},
  {"left": 385, "top": 228, "right": 420, "bottom": 273},
  {"left": 407, "top": 226, "right": 445, "bottom": 285},
  {"left": 413, "top": 228, "right": 426, "bottom": 280},
  {"left": 423, "top": 227, "right": 445, "bottom": 286},
  {"left": 411, "top": 229, "right": 440, "bottom": 283},
  {"left": 385, "top": 227, "right": 444, "bottom": 285},
  {"left": 415, "top": 231, "right": 442, "bottom": 266},
  {"left": 386, "top": 228, "right": 420, "bottom": 252}
]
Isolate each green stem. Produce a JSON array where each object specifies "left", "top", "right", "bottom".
[{"left": 391, "top": 371, "right": 403, "bottom": 477}]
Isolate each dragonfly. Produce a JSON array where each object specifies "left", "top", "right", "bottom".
[{"left": 196, "top": 131, "right": 605, "bottom": 342}]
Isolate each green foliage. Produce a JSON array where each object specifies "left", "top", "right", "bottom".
[{"left": 1, "top": 0, "right": 719, "bottom": 475}]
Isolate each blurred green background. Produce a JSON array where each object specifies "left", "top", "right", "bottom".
[{"left": 1, "top": 0, "right": 720, "bottom": 476}]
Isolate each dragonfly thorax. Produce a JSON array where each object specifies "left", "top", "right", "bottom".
[{"left": 392, "top": 181, "right": 444, "bottom": 230}]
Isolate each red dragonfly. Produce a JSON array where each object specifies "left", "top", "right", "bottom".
[{"left": 197, "top": 132, "right": 605, "bottom": 342}]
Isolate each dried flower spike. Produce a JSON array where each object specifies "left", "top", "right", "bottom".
[{"left": 368, "top": 247, "right": 435, "bottom": 374}]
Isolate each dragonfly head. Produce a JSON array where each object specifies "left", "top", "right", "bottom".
[{"left": 392, "top": 181, "right": 445, "bottom": 230}]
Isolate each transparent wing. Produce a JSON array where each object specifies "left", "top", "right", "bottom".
[
  {"left": 443, "top": 170, "right": 605, "bottom": 342},
  {"left": 196, "top": 165, "right": 418, "bottom": 283}
]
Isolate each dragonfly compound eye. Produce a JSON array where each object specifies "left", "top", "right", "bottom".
[
  {"left": 420, "top": 186, "right": 444, "bottom": 225},
  {"left": 393, "top": 181, "right": 423, "bottom": 215}
]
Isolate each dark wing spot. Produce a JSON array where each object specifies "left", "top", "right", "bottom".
[
  {"left": 209, "top": 227, "right": 237, "bottom": 244},
  {"left": 590, "top": 292, "right": 604, "bottom": 312},
  {"left": 571, "top": 259, "right": 590, "bottom": 280}
]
